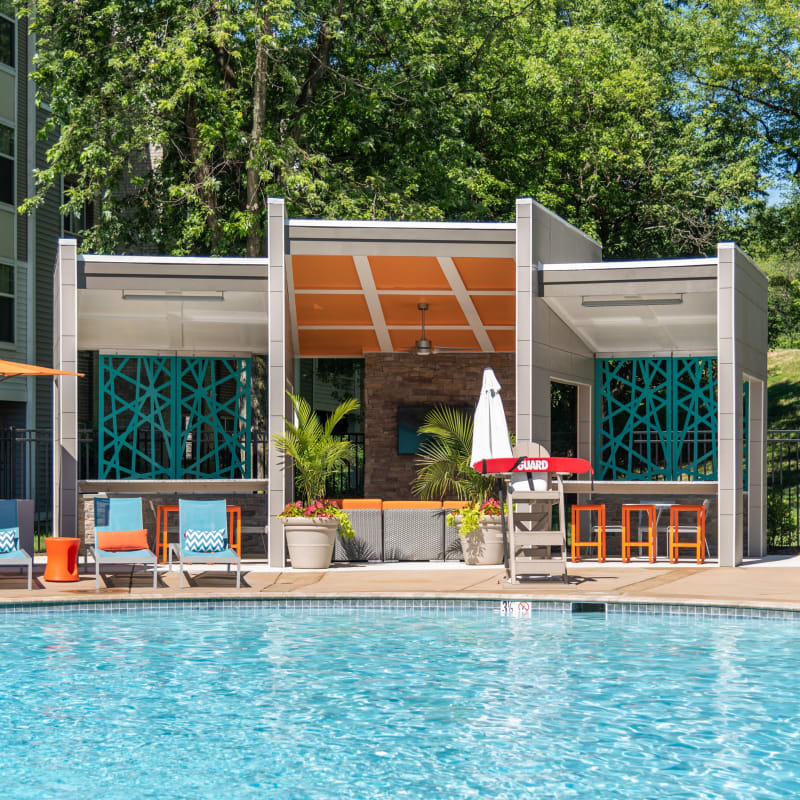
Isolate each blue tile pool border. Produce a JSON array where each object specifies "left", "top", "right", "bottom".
[{"left": 0, "top": 596, "right": 798, "bottom": 620}]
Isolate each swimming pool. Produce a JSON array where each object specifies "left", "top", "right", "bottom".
[{"left": 1, "top": 602, "right": 798, "bottom": 799}]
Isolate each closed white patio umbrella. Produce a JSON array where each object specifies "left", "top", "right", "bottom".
[
  {"left": 470, "top": 368, "right": 512, "bottom": 466},
  {"left": 471, "top": 367, "right": 512, "bottom": 571}
]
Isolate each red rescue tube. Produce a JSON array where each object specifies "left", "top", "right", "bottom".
[{"left": 472, "top": 456, "right": 593, "bottom": 475}]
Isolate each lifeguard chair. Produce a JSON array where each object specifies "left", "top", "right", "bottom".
[{"left": 506, "top": 443, "right": 568, "bottom": 583}]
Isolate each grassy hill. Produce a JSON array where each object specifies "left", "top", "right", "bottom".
[{"left": 768, "top": 349, "right": 800, "bottom": 429}]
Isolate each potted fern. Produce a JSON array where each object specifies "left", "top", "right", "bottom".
[
  {"left": 411, "top": 406, "right": 505, "bottom": 565},
  {"left": 272, "top": 392, "right": 359, "bottom": 569}
]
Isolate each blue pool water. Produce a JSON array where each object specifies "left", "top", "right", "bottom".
[{"left": 1, "top": 605, "right": 799, "bottom": 799}]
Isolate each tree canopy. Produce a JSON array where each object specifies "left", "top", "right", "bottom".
[{"left": 19, "top": 0, "right": 800, "bottom": 258}]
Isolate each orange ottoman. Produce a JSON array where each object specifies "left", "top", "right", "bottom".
[{"left": 43, "top": 537, "right": 80, "bottom": 582}]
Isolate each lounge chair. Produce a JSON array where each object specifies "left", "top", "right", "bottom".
[
  {"left": 0, "top": 499, "right": 33, "bottom": 590},
  {"left": 92, "top": 497, "right": 158, "bottom": 590},
  {"left": 169, "top": 499, "right": 241, "bottom": 587}
]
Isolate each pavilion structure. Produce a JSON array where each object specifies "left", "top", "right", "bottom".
[{"left": 51, "top": 198, "right": 767, "bottom": 567}]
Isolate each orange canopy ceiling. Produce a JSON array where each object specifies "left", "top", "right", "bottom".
[{"left": 289, "top": 254, "right": 515, "bottom": 357}]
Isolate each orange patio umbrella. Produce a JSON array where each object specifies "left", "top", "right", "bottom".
[{"left": 0, "top": 359, "right": 84, "bottom": 383}]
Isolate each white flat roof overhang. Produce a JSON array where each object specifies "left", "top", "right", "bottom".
[
  {"left": 77, "top": 255, "right": 269, "bottom": 354},
  {"left": 541, "top": 258, "right": 719, "bottom": 356},
  {"left": 287, "top": 219, "right": 516, "bottom": 258}
]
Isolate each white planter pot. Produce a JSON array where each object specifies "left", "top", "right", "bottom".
[
  {"left": 458, "top": 517, "right": 505, "bottom": 565},
  {"left": 284, "top": 517, "right": 339, "bottom": 569}
]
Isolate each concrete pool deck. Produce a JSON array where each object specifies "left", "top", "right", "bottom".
[{"left": 0, "top": 556, "right": 798, "bottom": 610}]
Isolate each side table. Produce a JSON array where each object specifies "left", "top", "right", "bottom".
[{"left": 43, "top": 537, "right": 80, "bottom": 582}]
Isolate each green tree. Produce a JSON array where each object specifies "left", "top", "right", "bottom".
[{"left": 19, "top": 0, "right": 776, "bottom": 258}]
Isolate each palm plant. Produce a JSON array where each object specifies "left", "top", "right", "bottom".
[
  {"left": 272, "top": 392, "right": 360, "bottom": 504},
  {"left": 411, "top": 406, "right": 495, "bottom": 502}
]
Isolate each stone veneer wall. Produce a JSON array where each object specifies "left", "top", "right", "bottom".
[
  {"left": 79, "top": 492, "right": 269, "bottom": 558},
  {"left": 363, "top": 353, "right": 515, "bottom": 500}
]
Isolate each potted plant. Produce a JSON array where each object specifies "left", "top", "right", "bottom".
[
  {"left": 444, "top": 498, "right": 506, "bottom": 565},
  {"left": 273, "top": 392, "right": 359, "bottom": 569},
  {"left": 411, "top": 406, "right": 504, "bottom": 565}
]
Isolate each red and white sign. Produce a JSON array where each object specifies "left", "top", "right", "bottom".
[{"left": 472, "top": 456, "right": 593, "bottom": 475}]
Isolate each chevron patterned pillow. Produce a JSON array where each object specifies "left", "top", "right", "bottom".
[
  {"left": 184, "top": 528, "right": 227, "bottom": 552},
  {"left": 0, "top": 527, "right": 18, "bottom": 553}
]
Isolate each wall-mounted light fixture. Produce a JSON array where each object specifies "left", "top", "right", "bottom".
[
  {"left": 581, "top": 294, "right": 683, "bottom": 308},
  {"left": 121, "top": 290, "right": 225, "bottom": 302}
]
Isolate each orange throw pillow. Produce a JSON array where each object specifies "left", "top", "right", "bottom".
[{"left": 96, "top": 529, "right": 149, "bottom": 552}]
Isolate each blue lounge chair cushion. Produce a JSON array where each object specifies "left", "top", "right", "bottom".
[
  {"left": 183, "top": 528, "right": 227, "bottom": 553},
  {"left": 182, "top": 546, "right": 238, "bottom": 559},
  {"left": 0, "top": 527, "right": 18, "bottom": 553},
  {"left": 96, "top": 547, "right": 154, "bottom": 559},
  {"left": 94, "top": 497, "right": 143, "bottom": 531}
]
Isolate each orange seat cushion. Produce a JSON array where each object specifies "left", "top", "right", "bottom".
[
  {"left": 442, "top": 500, "right": 470, "bottom": 510},
  {"left": 341, "top": 499, "right": 383, "bottom": 510},
  {"left": 96, "top": 529, "right": 149, "bottom": 552},
  {"left": 382, "top": 501, "right": 442, "bottom": 509}
]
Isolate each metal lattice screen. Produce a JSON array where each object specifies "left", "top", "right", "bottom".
[
  {"left": 596, "top": 357, "right": 717, "bottom": 481},
  {"left": 99, "top": 355, "right": 251, "bottom": 479}
]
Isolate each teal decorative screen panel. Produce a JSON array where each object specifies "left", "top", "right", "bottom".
[
  {"left": 99, "top": 356, "right": 174, "bottom": 479},
  {"left": 673, "top": 358, "right": 717, "bottom": 480},
  {"left": 743, "top": 380, "right": 749, "bottom": 486},
  {"left": 177, "top": 357, "right": 251, "bottom": 479},
  {"left": 596, "top": 357, "right": 717, "bottom": 481},
  {"left": 99, "top": 356, "right": 251, "bottom": 479}
]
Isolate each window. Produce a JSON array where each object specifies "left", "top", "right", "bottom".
[
  {"left": 0, "top": 124, "right": 12, "bottom": 206},
  {"left": 63, "top": 179, "right": 92, "bottom": 237},
  {"left": 0, "top": 262, "right": 13, "bottom": 342},
  {"left": 0, "top": 1, "right": 13, "bottom": 68}
]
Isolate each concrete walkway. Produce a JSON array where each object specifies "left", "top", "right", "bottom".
[{"left": 0, "top": 558, "right": 798, "bottom": 610}]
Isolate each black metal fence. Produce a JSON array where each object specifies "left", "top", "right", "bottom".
[
  {"left": 766, "top": 430, "right": 800, "bottom": 550},
  {"left": 0, "top": 428, "right": 54, "bottom": 547},
  {"left": 325, "top": 433, "right": 365, "bottom": 499}
]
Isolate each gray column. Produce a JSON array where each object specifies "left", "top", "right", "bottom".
[
  {"left": 577, "top": 383, "right": 592, "bottom": 466},
  {"left": 716, "top": 243, "right": 743, "bottom": 566},
  {"left": 515, "top": 199, "right": 533, "bottom": 446},
  {"left": 267, "top": 199, "right": 287, "bottom": 567},
  {"left": 53, "top": 239, "right": 79, "bottom": 538}
]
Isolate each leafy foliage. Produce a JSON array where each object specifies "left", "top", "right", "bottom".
[
  {"left": 446, "top": 497, "right": 502, "bottom": 536},
  {"left": 412, "top": 406, "right": 495, "bottom": 502},
  {"left": 18, "top": 0, "right": 784, "bottom": 258},
  {"left": 767, "top": 492, "right": 797, "bottom": 550},
  {"left": 272, "top": 391, "right": 360, "bottom": 505},
  {"left": 278, "top": 499, "right": 355, "bottom": 540}
]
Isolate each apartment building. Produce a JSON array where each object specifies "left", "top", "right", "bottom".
[{"left": 0, "top": 1, "right": 64, "bottom": 431}]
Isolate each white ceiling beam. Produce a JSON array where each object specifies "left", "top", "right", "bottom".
[
  {"left": 353, "top": 255, "right": 394, "bottom": 352},
  {"left": 437, "top": 257, "right": 494, "bottom": 352}
]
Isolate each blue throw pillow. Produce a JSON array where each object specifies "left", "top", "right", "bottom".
[
  {"left": 0, "top": 527, "right": 18, "bottom": 553},
  {"left": 184, "top": 528, "right": 227, "bottom": 553}
]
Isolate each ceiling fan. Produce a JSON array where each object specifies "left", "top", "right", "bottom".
[{"left": 407, "top": 302, "right": 479, "bottom": 356}]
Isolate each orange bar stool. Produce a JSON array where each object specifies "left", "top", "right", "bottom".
[
  {"left": 570, "top": 504, "right": 606, "bottom": 562},
  {"left": 621, "top": 504, "right": 657, "bottom": 563},
  {"left": 43, "top": 536, "right": 80, "bottom": 582},
  {"left": 668, "top": 504, "right": 706, "bottom": 564}
]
